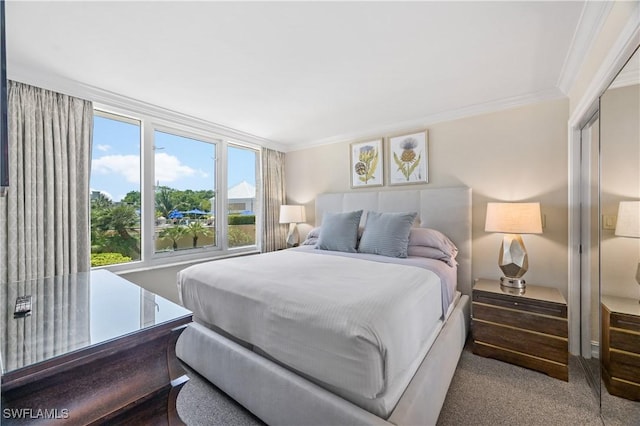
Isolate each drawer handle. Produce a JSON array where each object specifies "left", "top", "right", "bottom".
[{"left": 514, "top": 302, "right": 519, "bottom": 306}]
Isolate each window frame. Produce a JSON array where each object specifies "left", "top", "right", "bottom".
[
  {"left": 225, "top": 142, "right": 260, "bottom": 250},
  {"left": 92, "top": 104, "right": 262, "bottom": 274}
]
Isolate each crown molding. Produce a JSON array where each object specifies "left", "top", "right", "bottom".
[
  {"left": 608, "top": 63, "right": 639, "bottom": 90},
  {"left": 6, "top": 63, "right": 288, "bottom": 153},
  {"left": 569, "top": 1, "right": 640, "bottom": 128},
  {"left": 557, "top": 1, "right": 613, "bottom": 95},
  {"left": 286, "top": 88, "right": 566, "bottom": 152}
]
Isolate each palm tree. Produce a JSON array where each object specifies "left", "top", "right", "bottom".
[
  {"left": 155, "top": 186, "right": 176, "bottom": 219},
  {"left": 186, "top": 221, "right": 211, "bottom": 248},
  {"left": 160, "top": 225, "right": 187, "bottom": 250},
  {"left": 109, "top": 204, "right": 141, "bottom": 255}
]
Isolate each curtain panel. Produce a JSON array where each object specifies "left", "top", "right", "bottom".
[
  {"left": 0, "top": 81, "right": 93, "bottom": 284},
  {"left": 261, "top": 148, "right": 287, "bottom": 252}
]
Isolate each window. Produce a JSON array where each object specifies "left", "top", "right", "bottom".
[
  {"left": 227, "top": 145, "right": 258, "bottom": 248},
  {"left": 154, "top": 131, "right": 216, "bottom": 253},
  {"left": 90, "top": 109, "right": 261, "bottom": 270},
  {"left": 90, "top": 112, "right": 141, "bottom": 267}
]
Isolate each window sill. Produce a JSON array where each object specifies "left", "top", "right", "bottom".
[{"left": 94, "top": 247, "right": 260, "bottom": 275}]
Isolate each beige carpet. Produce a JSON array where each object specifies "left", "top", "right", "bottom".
[{"left": 177, "top": 341, "right": 639, "bottom": 425}]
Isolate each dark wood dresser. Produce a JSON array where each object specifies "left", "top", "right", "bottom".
[
  {"left": 472, "top": 279, "right": 569, "bottom": 381},
  {"left": 601, "top": 295, "right": 640, "bottom": 401},
  {"left": 1, "top": 270, "right": 192, "bottom": 425}
]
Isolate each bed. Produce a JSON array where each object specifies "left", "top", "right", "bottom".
[{"left": 176, "top": 186, "right": 472, "bottom": 425}]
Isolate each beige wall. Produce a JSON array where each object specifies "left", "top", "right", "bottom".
[
  {"left": 600, "top": 83, "right": 640, "bottom": 299},
  {"left": 286, "top": 98, "right": 570, "bottom": 297}
]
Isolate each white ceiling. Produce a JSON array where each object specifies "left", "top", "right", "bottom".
[{"left": 6, "top": 1, "right": 591, "bottom": 149}]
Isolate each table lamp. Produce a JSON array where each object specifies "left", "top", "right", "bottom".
[
  {"left": 614, "top": 201, "right": 640, "bottom": 302},
  {"left": 279, "top": 205, "right": 306, "bottom": 247},
  {"left": 485, "top": 202, "right": 543, "bottom": 290}
]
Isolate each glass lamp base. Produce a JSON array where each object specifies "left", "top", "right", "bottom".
[{"left": 500, "top": 276, "right": 526, "bottom": 289}]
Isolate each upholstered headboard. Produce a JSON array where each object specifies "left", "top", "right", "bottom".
[{"left": 315, "top": 187, "right": 472, "bottom": 296}]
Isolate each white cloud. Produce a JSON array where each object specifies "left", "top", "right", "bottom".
[
  {"left": 92, "top": 153, "right": 207, "bottom": 184},
  {"left": 96, "top": 144, "right": 111, "bottom": 152},
  {"left": 92, "top": 155, "right": 141, "bottom": 183},
  {"left": 155, "top": 152, "right": 200, "bottom": 183}
]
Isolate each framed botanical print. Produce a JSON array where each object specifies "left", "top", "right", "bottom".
[
  {"left": 350, "top": 139, "right": 384, "bottom": 188},
  {"left": 388, "top": 130, "right": 428, "bottom": 185}
]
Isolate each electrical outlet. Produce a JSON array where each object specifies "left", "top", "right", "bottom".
[{"left": 602, "top": 215, "right": 617, "bottom": 230}]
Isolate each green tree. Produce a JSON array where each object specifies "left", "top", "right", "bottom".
[
  {"left": 91, "top": 192, "right": 112, "bottom": 209},
  {"left": 91, "top": 197, "right": 140, "bottom": 260},
  {"left": 155, "top": 186, "right": 176, "bottom": 218},
  {"left": 122, "top": 190, "right": 141, "bottom": 209},
  {"left": 199, "top": 198, "right": 212, "bottom": 212},
  {"left": 186, "top": 221, "right": 211, "bottom": 248},
  {"left": 109, "top": 204, "right": 141, "bottom": 255},
  {"left": 160, "top": 225, "right": 187, "bottom": 250},
  {"left": 154, "top": 186, "right": 214, "bottom": 218}
]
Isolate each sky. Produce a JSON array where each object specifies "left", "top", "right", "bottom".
[{"left": 90, "top": 115, "right": 256, "bottom": 202}]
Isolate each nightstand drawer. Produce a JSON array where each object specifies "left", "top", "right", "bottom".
[
  {"left": 610, "top": 328, "right": 640, "bottom": 353},
  {"left": 609, "top": 350, "right": 640, "bottom": 384},
  {"left": 473, "top": 291, "right": 567, "bottom": 319},
  {"left": 473, "top": 342, "right": 568, "bottom": 381},
  {"left": 611, "top": 312, "right": 640, "bottom": 333},
  {"left": 473, "top": 302, "right": 568, "bottom": 338},
  {"left": 473, "top": 320, "right": 568, "bottom": 364}
]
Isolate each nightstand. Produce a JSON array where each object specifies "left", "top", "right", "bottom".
[
  {"left": 472, "top": 279, "right": 569, "bottom": 381},
  {"left": 601, "top": 295, "right": 640, "bottom": 401}
]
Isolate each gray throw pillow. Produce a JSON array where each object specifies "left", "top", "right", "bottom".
[
  {"left": 358, "top": 211, "right": 418, "bottom": 258},
  {"left": 316, "top": 210, "right": 363, "bottom": 253}
]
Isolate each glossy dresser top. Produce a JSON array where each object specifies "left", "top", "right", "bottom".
[
  {"left": 474, "top": 278, "right": 566, "bottom": 305},
  {"left": 1, "top": 269, "right": 191, "bottom": 375}
]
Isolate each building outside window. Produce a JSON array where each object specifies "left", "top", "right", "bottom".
[{"left": 227, "top": 145, "right": 258, "bottom": 248}]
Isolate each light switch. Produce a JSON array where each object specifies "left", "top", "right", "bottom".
[{"left": 602, "top": 215, "right": 617, "bottom": 230}]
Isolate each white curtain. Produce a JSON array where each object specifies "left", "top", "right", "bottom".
[
  {"left": 0, "top": 81, "right": 93, "bottom": 284},
  {"left": 261, "top": 148, "right": 287, "bottom": 252}
]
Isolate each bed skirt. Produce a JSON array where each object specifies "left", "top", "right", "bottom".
[{"left": 176, "top": 294, "right": 470, "bottom": 426}]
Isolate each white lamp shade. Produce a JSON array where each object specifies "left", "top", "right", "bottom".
[
  {"left": 615, "top": 201, "right": 640, "bottom": 238},
  {"left": 485, "top": 202, "right": 543, "bottom": 234},
  {"left": 279, "top": 205, "right": 306, "bottom": 224}
]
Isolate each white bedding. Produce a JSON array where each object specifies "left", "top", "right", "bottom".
[{"left": 178, "top": 249, "right": 447, "bottom": 409}]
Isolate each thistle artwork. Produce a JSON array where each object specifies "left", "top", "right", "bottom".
[
  {"left": 355, "top": 145, "right": 379, "bottom": 183},
  {"left": 350, "top": 139, "right": 383, "bottom": 188},
  {"left": 389, "top": 131, "right": 428, "bottom": 185},
  {"left": 393, "top": 137, "right": 421, "bottom": 181}
]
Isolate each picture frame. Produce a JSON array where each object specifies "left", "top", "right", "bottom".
[
  {"left": 387, "top": 130, "right": 428, "bottom": 185},
  {"left": 350, "top": 139, "right": 384, "bottom": 188}
]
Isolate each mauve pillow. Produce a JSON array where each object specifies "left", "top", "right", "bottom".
[
  {"left": 307, "top": 227, "right": 322, "bottom": 238},
  {"left": 301, "top": 227, "right": 322, "bottom": 246},
  {"left": 407, "top": 246, "right": 458, "bottom": 267},
  {"left": 408, "top": 228, "right": 458, "bottom": 258},
  {"left": 316, "top": 210, "right": 363, "bottom": 253},
  {"left": 358, "top": 211, "right": 417, "bottom": 258}
]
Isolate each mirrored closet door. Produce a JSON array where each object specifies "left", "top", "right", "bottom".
[{"left": 598, "top": 46, "right": 640, "bottom": 423}]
